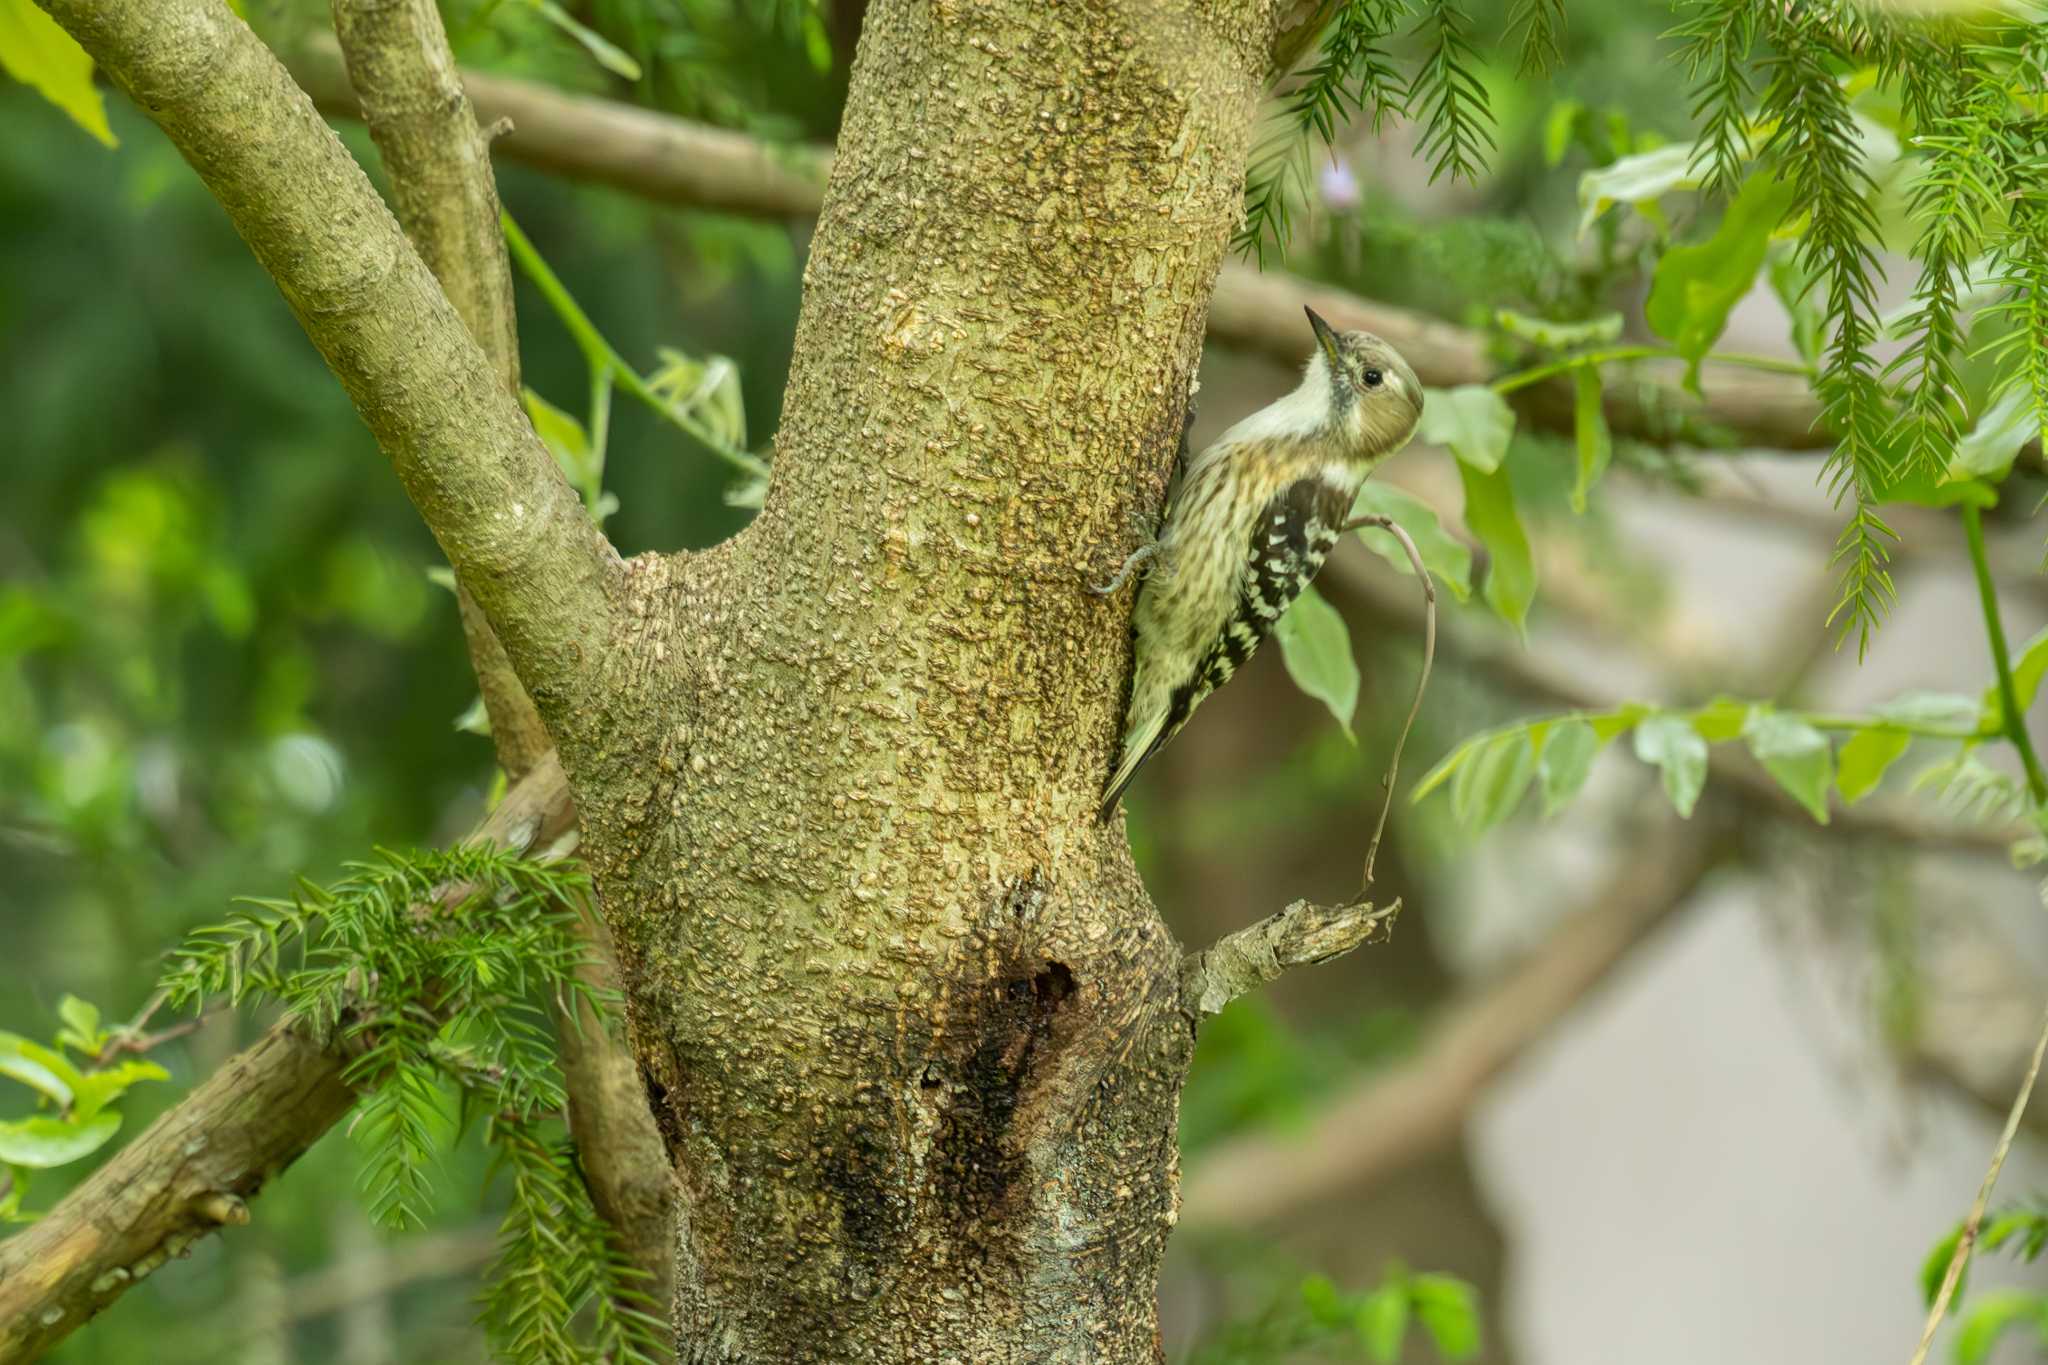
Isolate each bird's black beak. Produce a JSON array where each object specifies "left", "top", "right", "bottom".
[{"left": 1304, "top": 306, "right": 1341, "bottom": 367}]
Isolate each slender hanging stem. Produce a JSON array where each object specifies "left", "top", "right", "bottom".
[
  {"left": 1340, "top": 513, "right": 1437, "bottom": 897},
  {"left": 1962, "top": 503, "right": 2047, "bottom": 803}
]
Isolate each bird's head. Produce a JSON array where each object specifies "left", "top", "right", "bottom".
[{"left": 1304, "top": 307, "right": 1424, "bottom": 465}]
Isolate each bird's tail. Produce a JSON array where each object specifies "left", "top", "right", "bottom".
[{"left": 1097, "top": 707, "right": 1169, "bottom": 823}]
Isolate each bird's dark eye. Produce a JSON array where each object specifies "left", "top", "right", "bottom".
[{"left": 1362, "top": 368, "right": 1383, "bottom": 388}]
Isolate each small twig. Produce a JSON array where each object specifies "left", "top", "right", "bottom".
[
  {"left": 1340, "top": 513, "right": 1437, "bottom": 898},
  {"left": 95, "top": 999, "right": 221, "bottom": 1065},
  {"left": 1182, "top": 899, "right": 1402, "bottom": 1017},
  {"left": 1908, "top": 1000, "right": 2048, "bottom": 1365}
]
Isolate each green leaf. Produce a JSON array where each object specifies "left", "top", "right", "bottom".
[
  {"left": 1951, "top": 386, "right": 2042, "bottom": 485},
  {"left": 1645, "top": 173, "right": 1797, "bottom": 392},
  {"left": 1589, "top": 704, "right": 1650, "bottom": 742},
  {"left": 1300, "top": 1273, "right": 1347, "bottom": 1327},
  {"left": 1537, "top": 719, "right": 1600, "bottom": 817},
  {"left": 1688, "top": 698, "right": 1751, "bottom": 743},
  {"left": 1542, "top": 100, "right": 1582, "bottom": 167},
  {"left": 69, "top": 1060, "right": 168, "bottom": 1124},
  {"left": 1419, "top": 386, "right": 1515, "bottom": 474},
  {"left": 1409, "top": 1274, "right": 1481, "bottom": 1362},
  {"left": 528, "top": 0, "right": 644, "bottom": 80},
  {"left": 1274, "top": 584, "right": 1359, "bottom": 737},
  {"left": 55, "top": 996, "right": 101, "bottom": 1057},
  {"left": 1577, "top": 142, "right": 1699, "bottom": 236},
  {"left": 1495, "top": 309, "right": 1623, "bottom": 350},
  {"left": 454, "top": 694, "right": 492, "bottom": 737},
  {"left": 1873, "top": 459, "right": 1998, "bottom": 511},
  {"left": 1742, "top": 710, "right": 1832, "bottom": 824},
  {"left": 1836, "top": 727, "right": 1910, "bottom": 805},
  {"left": 1570, "top": 366, "right": 1611, "bottom": 514},
  {"left": 0, "top": 1112, "right": 120, "bottom": 1169},
  {"left": 1952, "top": 1290, "right": 2046, "bottom": 1365},
  {"left": 1983, "top": 628, "right": 2048, "bottom": 732},
  {"left": 0, "top": 1034, "right": 72, "bottom": 1106},
  {"left": 0, "top": 0, "right": 116, "bottom": 147},
  {"left": 650, "top": 349, "right": 747, "bottom": 450},
  {"left": 521, "top": 388, "right": 598, "bottom": 500},
  {"left": 1413, "top": 734, "right": 1486, "bottom": 805},
  {"left": 1351, "top": 483, "right": 1473, "bottom": 602},
  {"left": 1458, "top": 461, "right": 1536, "bottom": 637},
  {"left": 1356, "top": 1283, "right": 1410, "bottom": 1364},
  {"left": 0, "top": 1166, "right": 25, "bottom": 1223},
  {"left": 1451, "top": 731, "right": 1536, "bottom": 832},
  {"left": 1766, "top": 248, "right": 1824, "bottom": 369},
  {"left": 1633, "top": 714, "right": 1709, "bottom": 817},
  {"left": 1921, "top": 1222, "right": 1966, "bottom": 1309}
]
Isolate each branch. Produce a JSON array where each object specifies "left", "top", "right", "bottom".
[
  {"left": 0, "top": 754, "right": 577, "bottom": 1361},
  {"left": 330, "top": 0, "right": 550, "bottom": 779},
  {"left": 40, "top": 0, "right": 621, "bottom": 725},
  {"left": 1183, "top": 899, "right": 1401, "bottom": 1016},
  {"left": 328, "top": 0, "right": 673, "bottom": 1314},
  {"left": 1909, "top": 1002, "right": 2048, "bottom": 1365},
  {"left": 283, "top": 43, "right": 1829, "bottom": 455},
  {"left": 1177, "top": 807, "right": 1737, "bottom": 1233},
  {"left": 291, "top": 38, "right": 832, "bottom": 219}
]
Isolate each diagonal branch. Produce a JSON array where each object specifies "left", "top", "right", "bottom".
[
  {"left": 331, "top": 0, "right": 547, "bottom": 780},
  {"left": 328, "top": 0, "right": 673, "bottom": 1315},
  {"left": 39, "top": 0, "right": 622, "bottom": 729},
  {"left": 0, "top": 755, "right": 577, "bottom": 1362},
  {"left": 281, "top": 41, "right": 1832, "bottom": 454}
]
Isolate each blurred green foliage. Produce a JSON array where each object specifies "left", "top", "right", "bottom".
[{"left": 12, "top": 0, "right": 2009, "bottom": 1358}]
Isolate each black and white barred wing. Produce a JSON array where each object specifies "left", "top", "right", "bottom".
[{"left": 1097, "top": 477, "right": 1348, "bottom": 820}]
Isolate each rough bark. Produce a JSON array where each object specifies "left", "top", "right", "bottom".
[
  {"left": 329, "top": 0, "right": 676, "bottom": 1310},
  {"left": 553, "top": 1, "right": 1277, "bottom": 1356},
  {"left": 0, "top": 1026, "right": 351, "bottom": 1363}
]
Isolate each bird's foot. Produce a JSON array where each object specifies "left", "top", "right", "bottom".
[{"left": 1090, "top": 540, "right": 1162, "bottom": 596}]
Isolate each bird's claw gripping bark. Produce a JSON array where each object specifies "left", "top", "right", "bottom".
[{"left": 1091, "top": 541, "right": 1162, "bottom": 596}]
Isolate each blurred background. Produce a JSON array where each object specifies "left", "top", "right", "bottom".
[{"left": 3, "top": 0, "right": 2045, "bottom": 1360}]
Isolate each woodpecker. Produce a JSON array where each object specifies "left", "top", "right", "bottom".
[{"left": 1096, "top": 307, "right": 1424, "bottom": 822}]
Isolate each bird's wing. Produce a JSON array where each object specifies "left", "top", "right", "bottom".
[{"left": 1098, "top": 476, "right": 1347, "bottom": 819}]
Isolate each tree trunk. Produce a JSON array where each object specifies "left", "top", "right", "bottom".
[{"left": 565, "top": 1, "right": 1275, "bottom": 1357}]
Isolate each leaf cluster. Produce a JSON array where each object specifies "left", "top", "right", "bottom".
[
  {"left": 1413, "top": 691, "right": 2000, "bottom": 834},
  {"left": 1659, "top": 1, "right": 2048, "bottom": 653},
  {"left": 0, "top": 995, "right": 167, "bottom": 1223},
  {"left": 160, "top": 847, "right": 664, "bottom": 1364}
]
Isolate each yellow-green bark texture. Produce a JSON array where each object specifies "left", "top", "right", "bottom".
[{"left": 559, "top": 1, "right": 1279, "bottom": 1358}]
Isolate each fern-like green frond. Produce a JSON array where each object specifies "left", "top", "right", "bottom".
[{"left": 1407, "top": 0, "right": 1496, "bottom": 185}]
